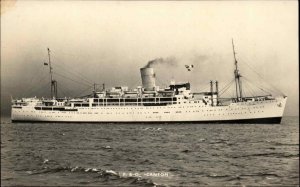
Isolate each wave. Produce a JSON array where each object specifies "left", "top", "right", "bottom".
[
  {"left": 265, "top": 140, "right": 299, "bottom": 146},
  {"left": 27, "top": 159, "right": 166, "bottom": 187},
  {"left": 208, "top": 173, "right": 281, "bottom": 181},
  {"left": 240, "top": 173, "right": 280, "bottom": 177},
  {"left": 181, "top": 149, "right": 191, "bottom": 153},
  {"left": 208, "top": 139, "right": 234, "bottom": 146},
  {"left": 139, "top": 159, "right": 155, "bottom": 165},
  {"left": 230, "top": 152, "right": 299, "bottom": 158},
  {"left": 142, "top": 127, "right": 163, "bottom": 131},
  {"left": 207, "top": 173, "right": 231, "bottom": 178}
]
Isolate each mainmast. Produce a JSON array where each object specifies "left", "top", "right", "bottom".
[
  {"left": 232, "top": 39, "right": 243, "bottom": 101},
  {"left": 47, "top": 48, "right": 57, "bottom": 99}
]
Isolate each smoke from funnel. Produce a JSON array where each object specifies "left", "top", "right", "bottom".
[{"left": 144, "top": 57, "right": 178, "bottom": 68}]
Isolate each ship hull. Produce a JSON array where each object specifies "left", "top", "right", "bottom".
[
  {"left": 11, "top": 97, "right": 287, "bottom": 124},
  {"left": 11, "top": 117, "right": 282, "bottom": 124}
]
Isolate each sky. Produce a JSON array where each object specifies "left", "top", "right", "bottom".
[{"left": 1, "top": 1, "right": 298, "bottom": 116}]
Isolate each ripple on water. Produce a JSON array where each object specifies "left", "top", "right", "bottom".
[{"left": 1, "top": 116, "right": 299, "bottom": 186}]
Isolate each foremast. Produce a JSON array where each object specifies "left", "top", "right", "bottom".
[
  {"left": 232, "top": 39, "right": 243, "bottom": 101},
  {"left": 47, "top": 48, "right": 57, "bottom": 99}
]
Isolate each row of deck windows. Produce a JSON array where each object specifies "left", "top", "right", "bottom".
[{"left": 16, "top": 110, "right": 266, "bottom": 119}]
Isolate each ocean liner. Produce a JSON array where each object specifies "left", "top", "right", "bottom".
[{"left": 11, "top": 42, "right": 287, "bottom": 123}]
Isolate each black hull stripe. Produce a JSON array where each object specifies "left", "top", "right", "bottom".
[{"left": 11, "top": 117, "right": 282, "bottom": 124}]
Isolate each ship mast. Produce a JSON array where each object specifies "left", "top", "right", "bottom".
[
  {"left": 47, "top": 48, "right": 57, "bottom": 99},
  {"left": 232, "top": 39, "right": 243, "bottom": 101}
]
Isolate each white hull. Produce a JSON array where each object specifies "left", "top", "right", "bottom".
[{"left": 11, "top": 97, "right": 287, "bottom": 123}]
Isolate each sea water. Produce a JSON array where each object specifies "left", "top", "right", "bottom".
[{"left": 1, "top": 116, "right": 299, "bottom": 186}]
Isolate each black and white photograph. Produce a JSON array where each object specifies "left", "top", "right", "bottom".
[{"left": 1, "top": 0, "right": 298, "bottom": 186}]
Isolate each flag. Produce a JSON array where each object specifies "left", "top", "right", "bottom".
[
  {"left": 185, "top": 64, "right": 194, "bottom": 71},
  {"left": 44, "top": 62, "right": 48, "bottom": 66}
]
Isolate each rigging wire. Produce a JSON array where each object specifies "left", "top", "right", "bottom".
[
  {"left": 54, "top": 73, "right": 92, "bottom": 97},
  {"left": 241, "top": 78, "right": 253, "bottom": 97},
  {"left": 243, "top": 78, "right": 262, "bottom": 96},
  {"left": 57, "top": 86, "right": 68, "bottom": 98},
  {"left": 55, "top": 79, "right": 72, "bottom": 97},
  {"left": 53, "top": 72, "right": 92, "bottom": 88},
  {"left": 219, "top": 79, "right": 235, "bottom": 93},
  {"left": 243, "top": 76, "right": 272, "bottom": 95},
  {"left": 242, "top": 79, "right": 256, "bottom": 97},
  {"left": 52, "top": 61, "right": 94, "bottom": 85},
  {"left": 238, "top": 57, "right": 285, "bottom": 95},
  {"left": 22, "top": 50, "right": 100, "bottom": 99},
  {"left": 75, "top": 86, "right": 93, "bottom": 98},
  {"left": 198, "top": 84, "right": 211, "bottom": 92},
  {"left": 60, "top": 84, "right": 73, "bottom": 97},
  {"left": 219, "top": 83, "right": 234, "bottom": 97},
  {"left": 57, "top": 79, "right": 92, "bottom": 98},
  {"left": 219, "top": 79, "right": 235, "bottom": 96},
  {"left": 242, "top": 79, "right": 254, "bottom": 97},
  {"left": 51, "top": 55, "right": 95, "bottom": 85},
  {"left": 38, "top": 60, "right": 96, "bottom": 98},
  {"left": 53, "top": 75, "right": 89, "bottom": 97}
]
